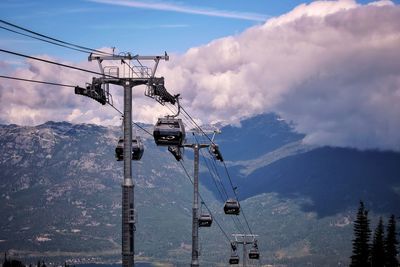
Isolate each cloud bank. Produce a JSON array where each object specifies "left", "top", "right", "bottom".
[
  {"left": 1, "top": 0, "right": 399, "bottom": 152},
  {"left": 0, "top": 55, "right": 172, "bottom": 126},
  {"left": 0, "top": 52, "right": 119, "bottom": 126},
  {"left": 158, "top": 0, "right": 400, "bottom": 151}
]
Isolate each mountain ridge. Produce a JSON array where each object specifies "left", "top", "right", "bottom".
[{"left": 1, "top": 113, "right": 399, "bottom": 266}]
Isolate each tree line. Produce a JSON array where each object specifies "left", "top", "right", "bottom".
[
  {"left": 2, "top": 253, "right": 75, "bottom": 267},
  {"left": 350, "top": 201, "right": 399, "bottom": 267}
]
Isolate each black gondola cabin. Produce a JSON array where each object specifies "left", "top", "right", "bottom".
[
  {"left": 248, "top": 248, "right": 260, "bottom": 259},
  {"left": 115, "top": 137, "right": 144, "bottom": 161},
  {"left": 153, "top": 117, "right": 185, "bottom": 146},
  {"left": 224, "top": 198, "right": 240, "bottom": 215},
  {"left": 198, "top": 213, "right": 213, "bottom": 227},
  {"left": 229, "top": 255, "right": 239, "bottom": 265}
]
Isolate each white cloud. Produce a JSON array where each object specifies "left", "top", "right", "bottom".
[
  {"left": 0, "top": 55, "right": 120, "bottom": 126},
  {"left": 0, "top": 50, "right": 182, "bottom": 127},
  {"left": 265, "top": 0, "right": 359, "bottom": 27},
  {"left": 157, "top": 0, "right": 400, "bottom": 151}
]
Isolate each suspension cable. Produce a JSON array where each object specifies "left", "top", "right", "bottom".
[
  {"left": 179, "top": 161, "right": 231, "bottom": 243},
  {"left": 107, "top": 104, "right": 154, "bottom": 137},
  {"left": 193, "top": 134, "right": 229, "bottom": 200},
  {"left": 0, "top": 20, "right": 149, "bottom": 83},
  {"left": 0, "top": 74, "right": 75, "bottom": 88},
  {"left": 180, "top": 105, "right": 239, "bottom": 198},
  {"left": 0, "top": 19, "right": 111, "bottom": 56},
  {"left": 198, "top": 150, "right": 228, "bottom": 202},
  {"left": 0, "top": 25, "right": 99, "bottom": 55},
  {"left": 180, "top": 106, "right": 213, "bottom": 143},
  {"left": 181, "top": 104, "right": 254, "bottom": 235},
  {"left": 221, "top": 160, "right": 253, "bottom": 235},
  {"left": 0, "top": 48, "right": 117, "bottom": 78},
  {"left": 1, "top": 30, "right": 254, "bottom": 235},
  {"left": 0, "top": 74, "right": 152, "bottom": 137},
  {"left": 192, "top": 133, "right": 248, "bottom": 235}
]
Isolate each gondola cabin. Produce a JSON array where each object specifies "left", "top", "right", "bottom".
[
  {"left": 248, "top": 248, "right": 260, "bottom": 259},
  {"left": 229, "top": 255, "right": 239, "bottom": 265},
  {"left": 224, "top": 199, "right": 240, "bottom": 215},
  {"left": 198, "top": 213, "right": 213, "bottom": 227},
  {"left": 115, "top": 138, "right": 124, "bottom": 161},
  {"left": 153, "top": 117, "right": 185, "bottom": 146},
  {"left": 115, "top": 137, "right": 144, "bottom": 161},
  {"left": 132, "top": 138, "right": 144, "bottom": 160}
]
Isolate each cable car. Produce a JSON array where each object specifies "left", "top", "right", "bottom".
[
  {"left": 115, "top": 137, "right": 144, "bottom": 161},
  {"left": 248, "top": 248, "right": 260, "bottom": 259},
  {"left": 153, "top": 117, "right": 185, "bottom": 146},
  {"left": 229, "top": 255, "right": 239, "bottom": 265},
  {"left": 132, "top": 138, "right": 144, "bottom": 160},
  {"left": 224, "top": 198, "right": 240, "bottom": 215},
  {"left": 210, "top": 143, "right": 223, "bottom": 161},
  {"left": 168, "top": 146, "right": 182, "bottom": 161},
  {"left": 198, "top": 213, "right": 213, "bottom": 227},
  {"left": 115, "top": 138, "right": 124, "bottom": 161},
  {"left": 229, "top": 241, "right": 239, "bottom": 264}
]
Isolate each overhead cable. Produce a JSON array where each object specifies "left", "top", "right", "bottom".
[
  {"left": 192, "top": 133, "right": 248, "bottom": 235},
  {"left": 221, "top": 160, "right": 253, "bottom": 235},
  {"left": 0, "top": 74, "right": 75, "bottom": 88},
  {"left": 0, "top": 25, "right": 98, "bottom": 55},
  {"left": 181, "top": 104, "right": 254, "bottom": 235},
  {"left": 0, "top": 19, "right": 111, "bottom": 56},
  {"left": 0, "top": 74, "right": 152, "bottom": 137},
  {"left": 103, "top": 103, "right": 154, "bottom": 137},
  {"left": 181, "top": 106, "right": 214, "bottom": 143},
  {"left": 198, "top": 150, "right": 229, "bottom": 202},
  {"left": 179, "top": 161, "right": 231, "bottom": 243},
  {"left": 192, "top": 133, "right": 229, "bottom": 201},
  {"left": 0, "top": 48, "right": 116, "bottom": 78}
]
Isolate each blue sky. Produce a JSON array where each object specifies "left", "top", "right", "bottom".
[
  {"left": 0, "top": 0, "right": 392, "bottom": 60},
  {"left": 0, "top": 0, "right": 300, "bottom": 58}
]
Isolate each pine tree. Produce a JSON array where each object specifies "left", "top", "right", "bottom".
[
  {"left": 350, "top": 201, "right": 371, "bottom": 267},
  {"left": 384, "top": 214, "right": 399, "bottom": 267},
  {"left": 3, "top": 252, "right": 11, "bottom": 267},
  {"left": 370, "top": 217, "right": 385, "bottom": 267}
]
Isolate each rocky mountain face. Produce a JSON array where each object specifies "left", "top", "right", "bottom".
[
  {"left": 0, "top": 121, "right": 217, "bottom": 265},
  {"left": 0, "top": 115, "right": 399, "bottom": 267},
  {"left": 208, "top": 114, "right": 400, "bottom": 217}
]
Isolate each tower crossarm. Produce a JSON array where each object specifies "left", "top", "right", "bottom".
[
  {"left": 88, "top": 52, "right": 169, "bottom": 79},
  {"left": 88, "top": 53, "right": 169, "bottom": 63}
]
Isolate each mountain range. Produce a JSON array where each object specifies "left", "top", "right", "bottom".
[{"left": 0, "top": 113, "right": 399, "bottom": 267}]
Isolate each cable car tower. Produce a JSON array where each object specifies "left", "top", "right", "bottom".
[
  {"left": 77, "top": 51, "right": 169, "bottom": 267},
  {"left": 155, "top": 122, "right": 218, "bottom": 267},
  {"left": 230, "top": 234, "right": 260, "bottom": 267},
  {"left": 182, "top": 142, "right": 209, "bottom": 267}
]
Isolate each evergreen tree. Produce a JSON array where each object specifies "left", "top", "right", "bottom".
[
  {"left": 350, "top": 201, "right": 371, "bottom": 267},
  {"left": 3, "top": 252, "right": 11, "bottom": 267},
  {"left": 371, "top": 217, "right": 385, "bottom": 267},
  {"left": 384, "top": 214, "right": 399, "bottom": 267},
  {"left": 9, "top": 260, "right": 24, "bottom": 267}
]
